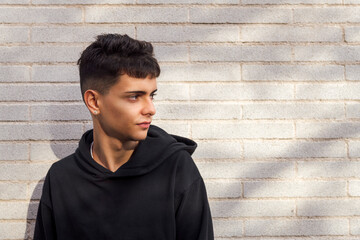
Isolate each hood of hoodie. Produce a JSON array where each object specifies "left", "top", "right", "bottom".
[{"left": 75, "top": 125, "right": 197, "bottom": 178}]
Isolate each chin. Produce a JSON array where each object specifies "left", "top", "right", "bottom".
[{"left": 132, "top": 131, "right": 149, "bottom": 141}]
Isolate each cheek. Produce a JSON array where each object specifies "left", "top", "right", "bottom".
[
  {"left": 101, "top": 101, "right": 124, "bottom": 123},
  {"left": 109, "top": 103, "right": 139, "bottom": 123}
]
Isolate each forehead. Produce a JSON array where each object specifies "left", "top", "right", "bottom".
[{"left": 110, "top": 74, "right": 157, "bottom": 93}]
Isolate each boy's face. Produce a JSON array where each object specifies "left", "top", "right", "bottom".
[{"left": 96, "top": 74, "right": 157, "bottom": 142}]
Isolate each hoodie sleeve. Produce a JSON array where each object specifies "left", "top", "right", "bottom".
[
  {"left": 34, "top": 172, "right": 57, "bottom": 240},
  {"left": 175, "top": 177, "right": 214, "bottom": 240}
]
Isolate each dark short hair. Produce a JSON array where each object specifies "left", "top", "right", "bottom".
[{"left": 77, "top": 34, "right": 160, "bottom": 99}]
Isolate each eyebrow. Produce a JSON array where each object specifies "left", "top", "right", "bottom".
[{"left": 125, "top": 89, "right": 158, "bottom": 95}]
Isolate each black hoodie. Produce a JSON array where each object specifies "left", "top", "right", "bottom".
[{"left": 34, "top": 125, "right": 214, "bottom": 240}]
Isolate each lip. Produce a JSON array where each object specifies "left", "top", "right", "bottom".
[{"left": 137, "top": 122, "right": 151, "bottom": 129}]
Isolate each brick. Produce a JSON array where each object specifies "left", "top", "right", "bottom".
[
  {"left": 30, "top": 142, "right": 78, "bottom": 161},
  {"left": 298, "top": 199, "right": 360, "bottom": 216},
  {"left": 158, "top": 64, "right": 240, "bottom": 82},
  {"left": 190, "top": 84, "right": 293, "bottom": 100},
  {"left": 193, "top": 141, "right": 242, "bottom": 159},
  {"left": 85, "top": 7, "right": 187, "bottom": 23},
  {"left": 0, "top": 46, "right": 83, "bottom": 63},
  {"left": 190, "top": 45, "right": 292, "bottom": 62},
  {"left": 242, "top": 26, "right": 341, "bottom": 42},
  {"left": 0, "top": 222, "right": 26, "bottom": 239},
  {"left": 346, "top": 65, "right": 360, "bottom": 81},
  {"left": 196, "top": 161, "right": 295, "bottom": 178},
  {"left": 294, "top": 7, "right": 360, "bottom": 23},
  {"left": 244, "top": 181, "right": 346, "bottom": 197},
  {"left": 192, "top": 122, "right": 294, "bottom": 139},
  {"left": 31, "top": 103, "right": 90, "bottom": 121},
  {"left": 0, "top": 66, "right": 30, "bottom": 82},
  {"left": 33, "top": 0, "right": 133, "bottom": 3},
  {"left": 213, "top": 220, "right": 242, "bottom": 238},
  {"left": 84, "top": 122, "right": 93, "bottom": 132},
  {"left": 0, "top": 7, "right": 82, "bottom": 23},
  {"left": 0, "top": 143, "right": 28, "bottom": 161},
  {"left": 0, "top": 26, "right": 28, "bottom": 43},
  {"left": 0, "top": 163, "right": 51, "bottom": 181},
  {"left": 0, "top": 0, "right": 29, "bottom": 3},
  {"left": 137, "top": 25, "right": 239, "bottom": 43},
  {"left": 154, "top": 45, "right": 188, "bottom": 62},
  {"left": 29, "top": 182, "right": 44, "bottom": 200},
  {"left": 155, "top": 103, "right": 242, "bottom": 120},
  {"left": 204, "top": 180, "right": 242, "bottom": 198},
  {"left": 244, "top": 219, "right": 348, "bottom": 236},
  {"left": 243, "top": 0, "right": 341, "bottom": 3},
  {"left": 190, "top": 7, "right": 291, "bottom": 23},
  {"left": 243, "top": 64, "right": 344, "bottom": 81},
  {"left": 0, "top": 84, "right": 81, "bottom": 101},
  {"left": 296, "top": 122, "right": 360, "bottom": 138},
  {"left": 243, "top": 103, "right": 344, "bottom": 119},
  {"left": 210, "top": 200, "right": 295, "bottom": 217},
  {"left": 0, "top": 202, "right": 29, "bottom": 220},
  {"left": 0, "top": 183, "right": 27, "bottom": 200},
  {"left": 294, "top": 46, "right": 360, "bottom": 62},
  {"left": 349, "top": 141, "right": 360, "bottom": 157},
  {"left": 32, "top": 26, "right": 135, "bottom": 43},
  {"left": 296, "top": 83, "right": 360, "bottom": 100},
  {"left": 348, "top": 103, "right": 360, "bottom": 118},
  {"left": 0, "top": 104, "right": 29, "bottom": 121},
  {"left": 351, "top": 218, "right": 360, "bottom": 235},
  {"left": 345, "top": 0, "right": 360, "bottom": 3},
  {"left": 345, "top": 27, "right": 360, "bottom": 42},
  {"left": 150, "top": 122, "right": 189, "bottom": 137},
  {"left": 32, "top": 65, "right": 78, "bottom": 82},
  {"left": 156, "top": 83, "right": 189, "bottom": 100},
  {"left": 349, "top": 180, "right": 360, "bottom": 196},
  {"left": 0, "top": 123, "right": 83, "bottom": 140},
  {"left": 298, "top": 161, "right": 360, "bottom": 178},
  {"left": 244, "top": 140, "right": 346, "bottom": 158},
  {"left": 138, "top": 0, "right": 237, "bottom": 3}
]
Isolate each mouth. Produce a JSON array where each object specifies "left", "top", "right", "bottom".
[{"left": 137, "top": 121, "right": 151, "bottom": 129}]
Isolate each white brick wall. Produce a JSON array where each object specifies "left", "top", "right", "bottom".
[{"left": 2, "top": 1, "right": 360, "bottom": 239}]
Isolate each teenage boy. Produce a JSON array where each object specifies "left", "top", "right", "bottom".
[{"left": 34, "top": 34, "right": 214, "bottom": 240}]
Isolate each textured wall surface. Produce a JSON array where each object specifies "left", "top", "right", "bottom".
[{"left": 1, "top": 1, "right": 360, "bottom": 239}]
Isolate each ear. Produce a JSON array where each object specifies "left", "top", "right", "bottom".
[{"left": 84, "top": 90, "right": 100, "bottom": 116}]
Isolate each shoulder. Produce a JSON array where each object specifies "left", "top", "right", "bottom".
[
  {"left": 172, "top": 150, "right": 202, "bottom": 196},
  {"left": 47, "top": 153, "right": 77, "bottom": 177},
  {"left": 40, "top": 153, "right": 76, "bottom": 206},
  {"left": 150, "top": 125, "right": 201, "bottom": 184},
  {"left": 173, "top": 150, "right": 200, "bottom": 177}
]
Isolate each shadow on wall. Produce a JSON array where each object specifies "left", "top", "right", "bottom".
[
  {"left": 208, "top": 122, "right": 353, "bottom": 237},
  {"left": 24, "top": 103, "right": 89, "bottom": 239},
  {"left": 25, "top": 180, "right": 42, "bottom": 240}
]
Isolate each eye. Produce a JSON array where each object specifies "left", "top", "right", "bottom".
[
  {"left": 128, "top": 95, "right": 138, "bottom": 101},
  {"left": 150, "top": 93, "right": 157, "bottom": 100}
]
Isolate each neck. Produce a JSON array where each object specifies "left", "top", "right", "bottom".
[{"left": 92, "top": 123, "right": 139, "bottom": 173}]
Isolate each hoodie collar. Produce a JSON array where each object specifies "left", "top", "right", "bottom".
[{"left": 75, "top": 125, "right": 197, "bottom": 178}]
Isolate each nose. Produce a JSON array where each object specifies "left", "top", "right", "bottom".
[{"left": 142, "top": 98, "right": 156, "bottom": 116}]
